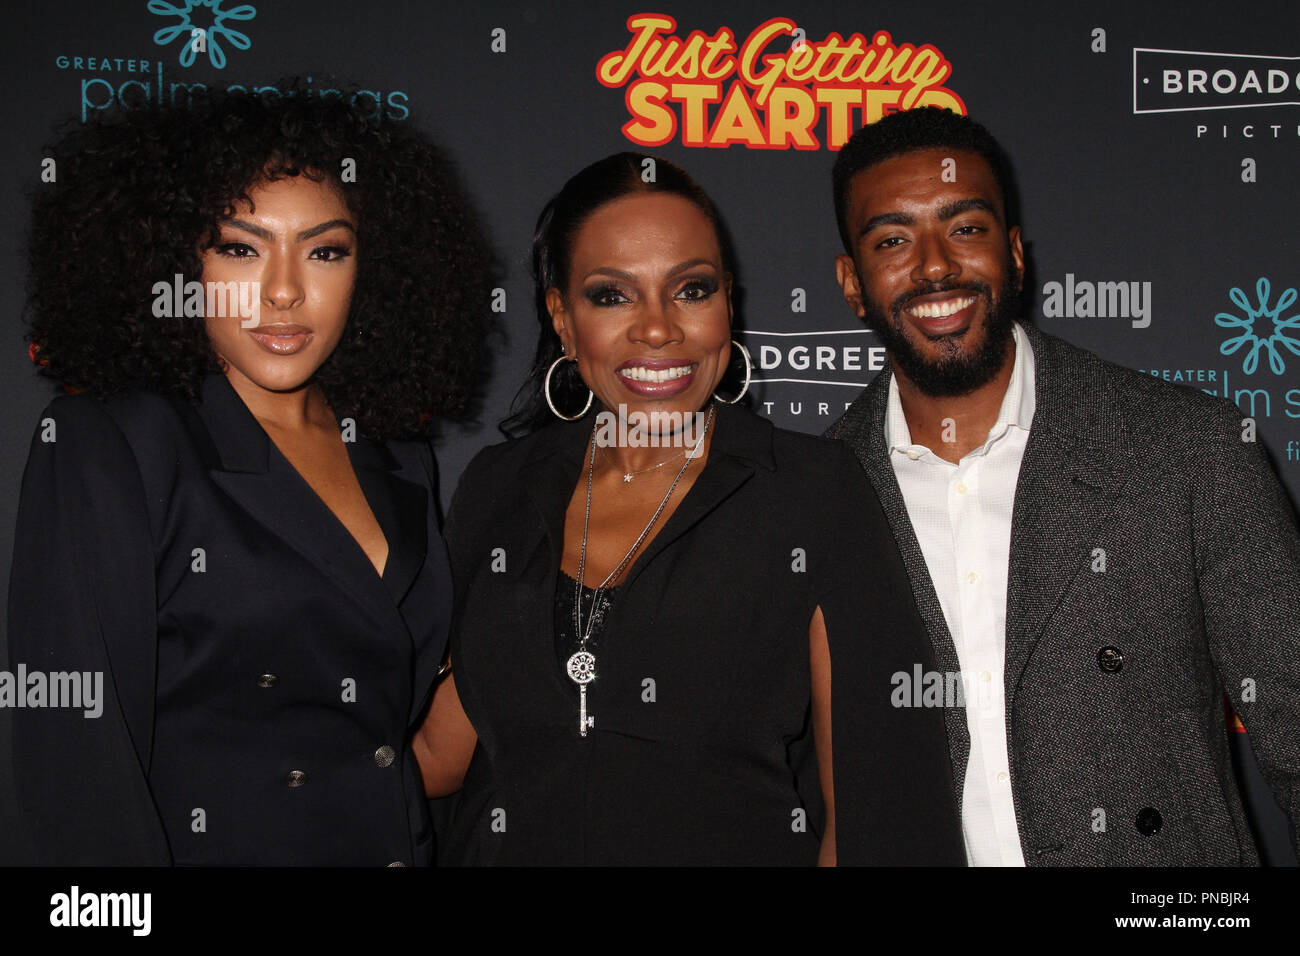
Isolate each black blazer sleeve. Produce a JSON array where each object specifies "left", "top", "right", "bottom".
[
  {"left": 817, "top": 441, "right": 965, "bottom": 865},
  {"left": 7, "top": 395, "right": 171, "bottom": 864},
  {"left": 441, "top": 444, "right": 502, "bottom": 595}
]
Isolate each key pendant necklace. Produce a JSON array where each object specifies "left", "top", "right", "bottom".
[
  {"left": 568, "top": 405, "right": 714, "bottom": 737},
  {"left": 566, "top": 648, "right": 597, "bottom": 737}
]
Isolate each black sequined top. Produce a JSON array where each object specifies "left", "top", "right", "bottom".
[{"left": 554, "top": 570, "right": 618, "bottom": 673}]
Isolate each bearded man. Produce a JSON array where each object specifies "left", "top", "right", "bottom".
[{"left": 826, "top": 106, "right": 1300, "bottom": 866}]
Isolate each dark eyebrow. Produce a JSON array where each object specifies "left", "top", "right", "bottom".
[
  {"left": 937, "top": 197, "right": 999, "bottom": 221},
  {"left": 586, "top": 267, "right": 635, "bottom": 283},
  {"left": 218, "top": 218, "right": 355, "bottom": 241},
  {"left": 221, "top": 218, "right": 272, "bottom": 240},
  {"left": 584, "top": 259, "right": 717, "bottom": 283},
  {"left": 857, "top": 211, "right": 913, "bottom": 239},
  {"left": 297, "top": 219, "right": 355, "bottom": 241},
  {"left": 667, "top": 258, "right": 715, "bottom": 277},
  {"left": 857, "top": 197, "right": 1000, "bottom": 240}
]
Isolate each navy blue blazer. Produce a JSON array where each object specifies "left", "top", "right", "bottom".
[{"left": 8, "top": 373, "right": 451, "bottom": 865}]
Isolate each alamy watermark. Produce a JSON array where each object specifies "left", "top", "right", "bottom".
[
  {"left": 891, "top": 664, "right": 998, "bottom": 711},
  {"left": 151, "top": 274, "right": 261, "bottom": 327},
  {"left": 594, "top": 405, "right": 708, "bottom": 452},
  {"left": 50, "top": 886, "right": 151, "bottom": 936},
  {"left": 0, "top": 665, "right": 103, "bottom": 718}
]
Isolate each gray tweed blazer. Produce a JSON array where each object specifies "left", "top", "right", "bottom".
[{"left": 826, "top": 321, "right": 1300, "bottom": 865}]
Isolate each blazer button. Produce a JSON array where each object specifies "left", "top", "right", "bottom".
[
  {"left": 1135, "top": 807, "right": 1163, "bottom": 835},
  {"left": 256, "top": 673, "right": 279, "bottom": 688},
  {"left": 1097, "top": 646, "right": 1124, "bottom": 673},
  {"left": 285, "top": 770, "right": 308, "bottom": 788},
  {"left": 374, "top": 745, "right": 397, "bottom": 768}
]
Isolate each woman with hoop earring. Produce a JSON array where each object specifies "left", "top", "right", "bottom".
[{"left": 414, "top": 153, "right": 963, "bottom": 866}]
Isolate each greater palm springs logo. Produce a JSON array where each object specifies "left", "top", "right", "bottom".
[
  {"left": 149, "top": 0, "right": 256, "bottom": 70},
  {"left": 1216, "top": 278, "right": 1300, "bottom": 375}
]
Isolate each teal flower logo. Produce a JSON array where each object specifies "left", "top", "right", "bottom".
[
  {"left": 1215, "top": 277, "right": 1300, "bottom": 375},
  {"left": 149, "top": 0, "right": 256, "bottom": 70}
]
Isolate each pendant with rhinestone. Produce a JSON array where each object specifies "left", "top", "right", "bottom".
[{"left": 566, "top": 650, "right": 596, "bottom": 736}]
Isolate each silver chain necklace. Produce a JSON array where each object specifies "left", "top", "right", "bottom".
[
  {"left": 567, "top": 404, "right": 715, "bottom": 737},
  {"left": 606, "top": 446, "right": 686, "bottom": 483}
]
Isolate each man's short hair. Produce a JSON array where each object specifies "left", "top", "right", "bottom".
[{"left": 832, "top": 107, "right": 1019, "bottom": 253}]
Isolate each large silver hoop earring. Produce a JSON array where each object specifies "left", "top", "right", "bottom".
[
  {"left": 545, "top": 355, "right": 594, "bottom": 421},
  {"left": 712, "top": 339, "right": 752, "bottom": 405}
]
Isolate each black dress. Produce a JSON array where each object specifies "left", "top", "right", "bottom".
[
  {"left": 8, "top": 373, "right": 452, "bottom": 865},
  {"left": 439, "top": 401, "right": 963, "bottom": 865}
]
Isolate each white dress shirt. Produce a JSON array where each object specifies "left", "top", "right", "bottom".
[{"left": 884, "top": 321, "right": 1036, "bottom": 867}]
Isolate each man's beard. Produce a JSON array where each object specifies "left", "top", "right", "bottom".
[{"left": 861, "top": 271, "right": 1022, "bottom": 398}]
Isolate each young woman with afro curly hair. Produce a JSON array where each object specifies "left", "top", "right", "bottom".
[{"left": 9, "top": 83, "right": 493, "bottom": 865}]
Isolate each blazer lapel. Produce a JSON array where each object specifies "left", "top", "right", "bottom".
[
  {"left": 521, "top": 414, "right": 591, "bottom": 575},
  {"left": 831, "top": 371, "right": 971, "bottom": 797},
  {"left": 518, "top": 404, "right": 767, "bottom": 593},
  {"left": 1002, "top": 326, "right": 1132, "bottom": 700},
  {"left": 348, "top": 440, "right": 428, "bottom": 607},
  {"left": 620, "top": 402, "right": 765, "bottom": 592},
  {"left": 516, "top": 415, "right": 602, "bottom": 703},
  {"left": 195, "top": 374, "right": 417, "bottom": 637}
]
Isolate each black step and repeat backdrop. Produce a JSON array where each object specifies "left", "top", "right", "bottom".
[{"left": 0, "top": 1, "right": 1296, "bottom": 865}]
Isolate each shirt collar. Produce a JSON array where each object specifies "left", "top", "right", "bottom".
[{"left": 884, "top": 321, "right": 1037, "bottom": 458}]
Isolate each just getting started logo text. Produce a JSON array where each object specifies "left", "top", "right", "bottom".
[{"left": 598, "top": 14, "right": 964, "bottom": 150}]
